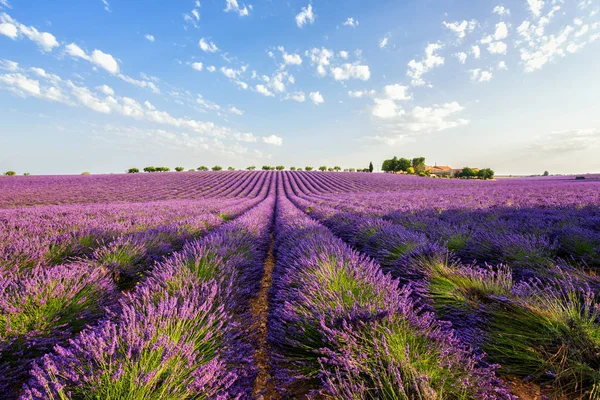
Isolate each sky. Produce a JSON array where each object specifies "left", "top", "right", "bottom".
[{"left": 0, "top": 0, "right": 599, "bottom": 175}]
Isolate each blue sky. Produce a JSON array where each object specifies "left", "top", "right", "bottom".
[{"left": 0, "top": 0, "right": 599, "bottom": 175}]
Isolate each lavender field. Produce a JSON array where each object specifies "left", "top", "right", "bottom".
[{"left": 1, "top": 171, "right": 600, "bottom": 399}]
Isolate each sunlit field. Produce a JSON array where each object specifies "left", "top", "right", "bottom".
[{"left": 1, "top": 171, "right": 599, "bottom": 399}]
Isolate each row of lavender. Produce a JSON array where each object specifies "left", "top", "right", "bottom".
[
  {"left": 0, "top": 170, "right": 270, "bottom": 272},
  {"left": 268, "top": 181, "right": 515, "bottom": 398},
  {"left": 283, "top": 171, "right": 600, "bottom": 398},
  {"left": 1, "top": 173, "right": 275, "bottom": 397},
  {"left": 22, "top": 188, "right": 275, "bottom": 399},
  {"left": 0, "top": 169, "right": 272, "bottom": 208}
]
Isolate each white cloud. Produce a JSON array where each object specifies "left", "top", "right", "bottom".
[
  {"left": 96, "top": 84, "right": 114, "bottom": 96},
  {"left": 407, "top": 43, "right": 444, "bottom": 86},
  {"left": 262, "top": 134, "right": 283, "bottom": 146},
  {"left": 372, "top": 98, "right": 403, "bottom": 119},
  {"left": 339, "top": 50, "right": 349, "bottom": 59},
  {"left": 519, "top": 25, "right": 575, "bottom": 72},
  {"left": 528, "top": 0, "right": 545, "bottom": 16},
  {"left": 286, "top": 91, "right": 306, "bottom": 102},
  {"left": 145, "top": 34, "right": 155, "bottom": 42},
  {"left": 471, "top": 45, "right": 481, "bottom": 59},
  {"left": 225, "top": 0, "right": 251, "bottom": 17},
  {"left": 255, "top": 84, "right": 274, "bottom": 97},
  {"left": 268, "top": 71, "right": 288, "bottom": 92},
  {"left": 296, "top": 4, "right": 315, "bottom": 28},
  {"left": 0, "top": 59, "right": 18, "bottom": 71},
  {"left": 383, "top": 84, "right": 411, "bottom": 101},
  {"left": 343, "top": 17, "right": 359, "bottom": 27},
  {"left": 191, "top": 62, "right": 204, "bottom": 71},
  {"left": 0, "top": 0, "right": 11, "bottom": 8},
  {"left": 442, "top": 19, "right": 477, "bottom": 39},
  {"left": 229, "top": 106, "right": 244, "bottom": 115},
  {"left": 379, "top": 33, "right": 390, "bottom": 48},
  {"left": 0, "top": 72, "right": 41, "bottom": 96},
  {"left": 498, "top": 61, "right": 508, "bottom": 70},
  {"left": 91, "top": 49, "right": 120, "bottom": 74},
  {"left": 0, "top": 67, "right": 255, "bottom": 142},
  {"left": 0, "top": 13, "right": 59, "bottom": 52},
  {"left": 331, "top": 63, "right": 371, "bottom": 81},
  {"left": 493, "top": 21, "right": 509, "bottom": 40},
  {"left": 101, "top": 0, "right": 111, "bottom": 12},
  {"left": 0, "top": 21, "right": 17, "bottom": 38},
  {"left": 196, "top": 95, "right": 221, "bottom": 111},
  {"left": 348, "top": 90, "right": 375, "bottom": 98},
  {"left": 220, "top": 66, "right": 240, "bottom": 79},
  {"left": 184, "top": 2, "right": 201, "bottom": 28},
  {"left": 65, "top": 43, "right": 121, "bottom": 74},
  {"left": 199, "top": 38, "right": 218, "bottom": 52},
  {"left": 309, "top": 91, "right": 324, "bottom": 105},
  {"left": 532, "top": 129, "right": 600, "bottom": 152},
  {"left": 306, "top": 47, "right": 334, "bottom": 77},
  {"left": 488, "top": 41, "right": 508, "bottom": 54},
  {"left": 492, "top": 5, "right": 510, "bottom": 16},
  {"left": 235, "top": 80, "right": 248, "bottom": 90},
  {"left": 454, "top": 52, "right": 468, "bottom": 64},
  {"left": 393, "top": 102, "right": 468, "bottom": 133},
  {"left": 470, "top": 68, "right": 493, "bottom": 82},
  {"left": 206, "top": 65, "right": 216, "bottom": 72},
  {"left": 281, "top": 48, "right": 302, "bottom": 66},
  {"left": 234, "top": 132, "right": 256, "bottom": 142},
  {"left": 117, "top": 74, "right": 160, "bottom": 93}
]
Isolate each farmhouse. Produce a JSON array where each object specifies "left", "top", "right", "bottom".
[{"left": 426, "top": 165, "right": 456, "bottom": 176}]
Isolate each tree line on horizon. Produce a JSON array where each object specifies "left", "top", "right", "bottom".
[{"left": 127, "top": 163, "right": 375, "bottom": 174}]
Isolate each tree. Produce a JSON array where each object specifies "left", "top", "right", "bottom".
[
  {"left": 349, "top": 168, "right": 356, "bottom": 172},
  {"left": 23, "top": 172, "right": 30, "bottom": 176},
  {"left": 478, "top": 168, "right": 495, "bottom": 180},
  {"left": 382, "top": 159, "right": 393, "bottom": 173},
  {"left": 412, "top": 157, "right": 426, "bottom": 173},
  {"left": 319, "top": 166, "right": 327, "bottom": 171},
  {"left": 406, "top": 167, "right": 415, "bottom": 174},
  {"left": 369, "top": 162, "right": 374, "bottom": 173},
  {"left": 143, "top": 166, "right": 156, "bottom": 173},
  {"left": 458, "top": 167, "right": 476, "bottom": 178},
  {"left": 4, "top": 170, "right": 16, "bottom": 176},
  {"left": 127, "top": 168, "right": 139, "bottom": 174},
  {"left": 543, "top": 170, "right": 549, "bottom": 176},
  {"left": 155, "top": 167, "right": 170, "bottom": 172},
  {"left": 297, "top": 168, "right": 303, "bottom": 171},
  {"left": 276, "top": 166, "right": 285, "bottom": 171},
  {"left": 197, "top": 166, "right": 209, "bottom": 171},
  {"left": 188, "top": 169, "right": 195, "bottom": 172},
  {"left": 333, "top": 166, "right": 341, "bottom": 171},
  {"left": 227, "top": 167, "right": 235, "bottom": 171},
  {"left": 398, "top": 158, "right": 412, "bottom": 172},
  {"left": 175, "top": 167, "right": 185, "bottom": 172},
  {"left": 262, "top": 166, "right": 272, "bottom": 171},
  {"left": 81, "top": 172, "right": 90, "bottom": 175},
  {"left": 247, "top": 166, "right": 256, "bottom": 170},
  {"left": 212, "top": 166, "right": 223, "bottom": 171},
  {"left": 290, "top": 167, "right": 296, "bottom": 171},
  {"left": 305, "top": 166, "right": 313, "bottom": 171}
]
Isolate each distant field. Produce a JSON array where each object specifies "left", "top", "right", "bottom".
[{"left": 2, "top": 171, "right": 599, "bottom": 399}]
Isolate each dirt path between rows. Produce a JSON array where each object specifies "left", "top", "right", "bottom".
[{"left": 250, "top": 236, "right": 279, "bottom": 399}]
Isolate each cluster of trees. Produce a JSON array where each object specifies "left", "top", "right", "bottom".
[
  {"left": 381, "top": 157, "right": 426, "bottom": 174},
  {"left": 456, "top": 167, "right": 495, "bottom": 180},
  {"left": 3, "top": 171, "right": 31, "bottom": 176}
]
